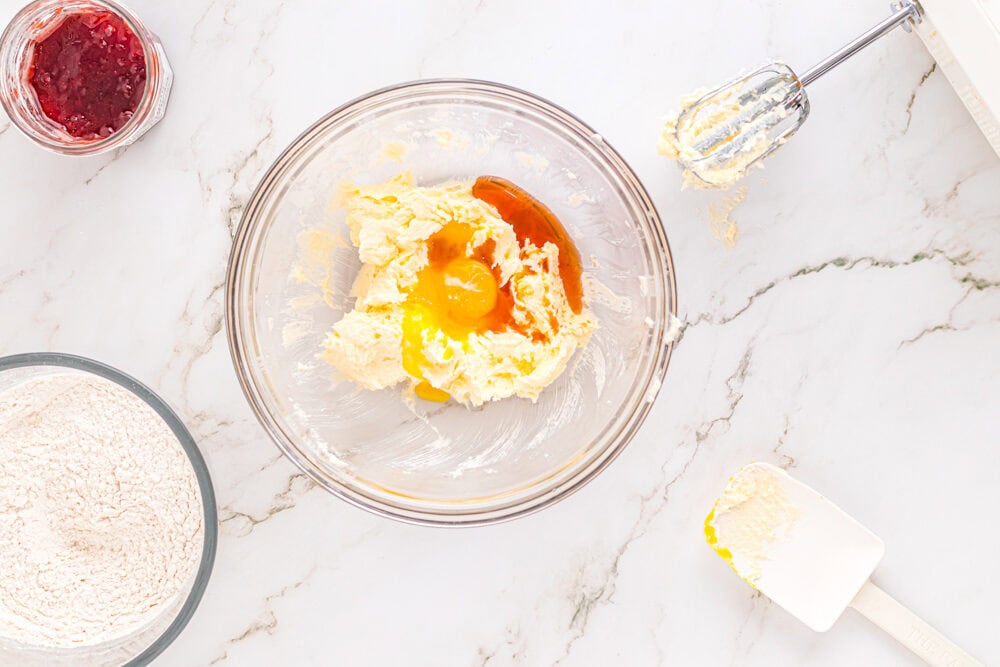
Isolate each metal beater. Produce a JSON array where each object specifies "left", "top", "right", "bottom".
[{"left": 675, "top": 1, "right": 922, "bottom": 187}]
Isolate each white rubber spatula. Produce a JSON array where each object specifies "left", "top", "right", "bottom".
[{"left": 705, "top": 463, "right": 983, "bottom": 666}]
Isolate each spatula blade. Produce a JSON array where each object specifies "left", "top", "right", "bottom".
[{"left": 706, "top": 463, "right": 885, "bottom": 631}]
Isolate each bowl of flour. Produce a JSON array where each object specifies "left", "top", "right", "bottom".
[{"left": 0, "top": 353, "right": 217, "bottom": 666}]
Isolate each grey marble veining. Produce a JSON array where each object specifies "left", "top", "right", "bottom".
[{"left": 0, "top": 0, "right": 997, "bottom": 664}]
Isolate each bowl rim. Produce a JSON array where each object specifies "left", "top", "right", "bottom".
[
  {"left": 0, "top": 352, "right": 218, "bottom": 665},
  {"left": 226, "top": 78, "right": 679, "bottom": 527}
]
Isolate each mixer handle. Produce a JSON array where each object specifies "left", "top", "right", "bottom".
[{"left": 799, "top": 1, "right": 922, "bottom": 87}]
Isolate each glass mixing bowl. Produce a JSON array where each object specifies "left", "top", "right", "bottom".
[
  {"left": 0, "top": 353, "right": 218, "bottom": 666},
  {"left": 227, "top": 80, "right": 677, "bottom": 526}
]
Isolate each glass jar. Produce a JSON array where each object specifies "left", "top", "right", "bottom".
[{"left": 0, "top": 0, "right": 172, "bottom": 156}]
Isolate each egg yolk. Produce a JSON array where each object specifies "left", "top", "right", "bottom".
[
  {"left": 402, "top": 178, "right": 584, "bottom": 403},
  {"left": 442, "top": 258, "right": 498, "bottom": 320},
  {"left": 401, "top": 223, "right": 512, "bottom": 402}
]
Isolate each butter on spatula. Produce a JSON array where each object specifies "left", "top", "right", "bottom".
[{"left": 705, "top": 463, "right": 982, "bottom": 667}]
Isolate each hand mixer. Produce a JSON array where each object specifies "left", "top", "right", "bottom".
[{"left": 675, "top": 1, "right": 923, "bottom": 188}]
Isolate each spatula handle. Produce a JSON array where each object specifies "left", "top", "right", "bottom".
[{"left": 849, "top": 581, "right": 983, "bottom": 667}]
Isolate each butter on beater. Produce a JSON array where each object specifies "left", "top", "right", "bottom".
[{"left": 659, "top": 82, "right": 791, "bottom": 190}]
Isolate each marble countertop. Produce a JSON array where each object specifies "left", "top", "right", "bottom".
[{"left": 2, "top": 0, "right": 998, "bottom": 664}]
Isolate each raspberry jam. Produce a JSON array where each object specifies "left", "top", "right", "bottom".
[{"left": 29, "top": 11, "right": 146, "bottom": 139}]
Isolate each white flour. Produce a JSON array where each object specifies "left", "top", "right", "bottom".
[{"left": 0, "top": 372, "right": 204, "bottom": 648}]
